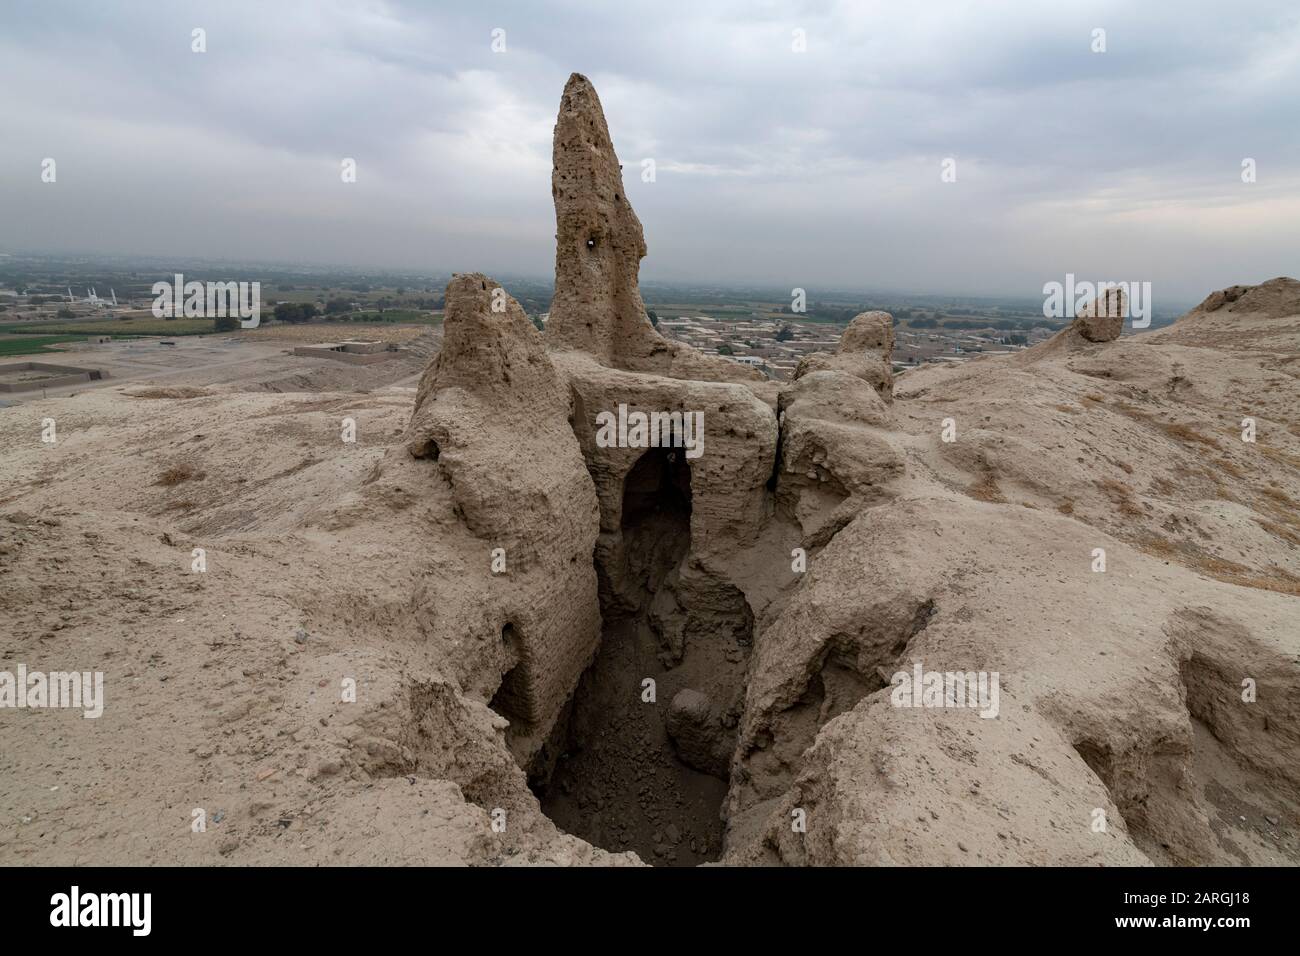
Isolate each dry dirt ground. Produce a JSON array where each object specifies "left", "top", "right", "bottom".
[
  {"left": 0, "top": 279, "right": 1295, "bottom": 867},
  {"left": 3, "top": 324, "right": 438, "bottom": 401}
]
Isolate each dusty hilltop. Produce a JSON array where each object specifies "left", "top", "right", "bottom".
[{"left": 1, "top": 74, "right": 1298, "bottom": 867}]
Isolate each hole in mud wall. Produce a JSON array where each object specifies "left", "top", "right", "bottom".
[
  {"left": 488, "top": 624, "right": 527, "bottom": 724},
  {"left": 410, "top": 436, "right": 440, "bottom": 461},
  {"left": 606, "top": 446, "right": 692, "bottom": 618},
  {"left": 532, "top": 447, "right": 751, "bottom": 866}
]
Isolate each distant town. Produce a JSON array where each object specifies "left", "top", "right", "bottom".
[
  {"left": 0, "top": 254, "right": 1189, "bottom": 380},
  {"left": 640, "top": 307, "right": 1049, "bottom": 381}
]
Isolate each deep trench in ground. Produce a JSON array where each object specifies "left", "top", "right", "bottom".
[{"left": 529, "top": 447, "right": 753, "bottom": 866}]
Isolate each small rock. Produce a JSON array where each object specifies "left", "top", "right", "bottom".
[{"left": 294, "top": 628, "right": 308, "bottom": 644}]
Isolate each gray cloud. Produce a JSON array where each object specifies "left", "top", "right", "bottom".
[{"left": 2, "top": 0, "right": 1297, "bottom": 301}]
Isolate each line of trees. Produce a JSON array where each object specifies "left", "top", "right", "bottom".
[{"left": 273, "top": 302, "right": 319, "bottom": 324}]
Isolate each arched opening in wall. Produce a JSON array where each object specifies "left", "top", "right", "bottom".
[
  {"left": 616, "top": 447, "right": 692, "bottom": 616},
  {"left": 535, "top": 446, "right": 741, "bottom": 866}
]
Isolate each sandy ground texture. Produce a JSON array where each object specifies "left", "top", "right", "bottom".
[
  {"left": 0, "top": 277, "right": 1295, "bottom": 867},
  {"left": 2, "top": 324, "right": 439, "bottom": 402}
]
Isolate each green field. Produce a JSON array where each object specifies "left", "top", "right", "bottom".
[{"left": 0, "top": 335, "right": 92, "bottom": 357}]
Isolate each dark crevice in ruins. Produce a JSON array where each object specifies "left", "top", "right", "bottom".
[
  {"left": 733, "top": 599, "right": 937, "bottom": 817},
  {"left": 409, "top": 436, "right": 440, "bottom": 460},
  {"left": 613, "top": 447, "right": 692, "bottom": 615},
  {"left": 1070, "top": 737, "right": 1157, "bottom": 855},
  {"left": 901, "top": 599, "right": 937, "bottom": 651},
  {"left": 488, "top": 623, "right": 526, "bottom": 724},
  {"left": 765, "top": 415, "right": 785, "bottom": 494},
  {"left": 529, "top": 446, "right": 753, "bottom": 866},
  {"left": 1069, "top": 730, "right": 1207, "bottom": 864},
  {"left": 533, "top": 618, "right": 732, "bottom": 865}
]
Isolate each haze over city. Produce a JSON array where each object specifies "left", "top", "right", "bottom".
[{"left": 2, "top": 0, "right": 1298, "bottom": 301}]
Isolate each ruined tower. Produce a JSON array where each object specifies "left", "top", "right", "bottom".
[{"left": 545, "top": 73, "right": 760, "bottom": 384}]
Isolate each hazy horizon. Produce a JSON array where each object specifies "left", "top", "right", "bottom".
[{"left": 3, "top": 0, "right": 1297, "bottom": 304}]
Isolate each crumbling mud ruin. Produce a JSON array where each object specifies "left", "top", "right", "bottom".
[{"left": 1, "top": 74, "right": 1297, "bottom": 867}]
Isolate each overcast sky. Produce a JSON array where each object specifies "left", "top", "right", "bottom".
[{"left": 2, "top": 0, "right": 1297, "bottom": 301}]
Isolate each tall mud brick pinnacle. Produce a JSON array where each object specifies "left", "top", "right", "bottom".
[
  {"left": 546, "top": 73, "right": 761, "bottom": 384},
  {"left": 547, "top": 73, "right": 645, "bottom": 364}
]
